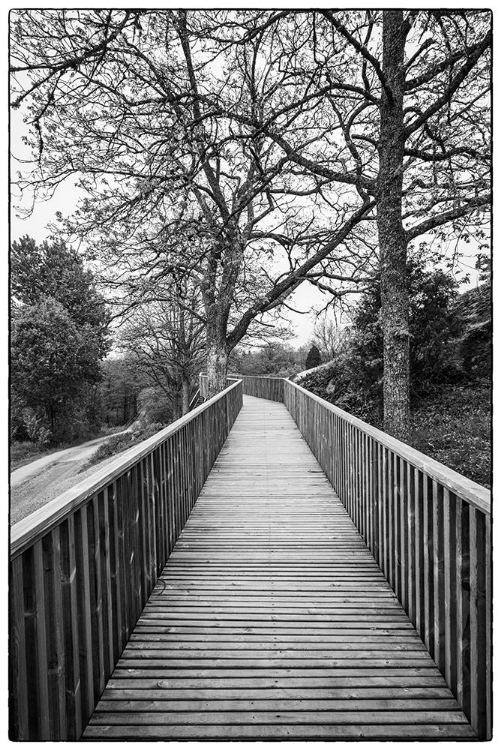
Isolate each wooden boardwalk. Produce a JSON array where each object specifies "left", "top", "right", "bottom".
[{"left": 84, "top": 396, "right": 475, "bottom": 741}]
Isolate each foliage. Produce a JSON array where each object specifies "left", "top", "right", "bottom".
[
  {"left": 295, "top": 281, "right": 491, "bottom": 487},
  {"left": 81, "top": 422, "right": 166, "bottom": 470},
  {"left": 410, "top": 382, "right": 491, "bottom": 488},
  {"left": 136, "top": 387, "right": 175, "bottom": 427},
  {"left": 98, "top": 356, "right": 145, "bottom": 427},
  {"left": 11, "top": 236, "right": 109, "bottom": 341},
  {"left": 348, "top": 260, "right": 462, "bottom": 411},
  {"left": 11, "top": 298, "right": 104, "bottom": 442},
  {"left": 305, "top": 345, "right": 322, "bottom": 370},
  {"left": 10, "top": 237, "right": 110, "bottom": 444},
  {"left": 452, "top": 282, "right": 491, "bottom": 378},
  {"left": 230, "top": 342, "right": 305, "bottom": 378}
]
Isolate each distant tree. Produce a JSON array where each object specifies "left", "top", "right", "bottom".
[
  {"left": 305, "top": 345, "right": 322, "bottom": 370},
  {"left": 230, "top": 341, "right": 302, "bottom": 378},
  {"left": 99, "top": 356, "right": 145, "bottom": 427},
  {"left": 119, "top": 284, "right": 206, "bottom": 418}
]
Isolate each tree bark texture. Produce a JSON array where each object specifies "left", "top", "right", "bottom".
[
  {"left": 181, "top": 378, "right": 190, "bottom": 415},
  {"left": 377, "top": 11, "right": 411, "bottom": 443}
]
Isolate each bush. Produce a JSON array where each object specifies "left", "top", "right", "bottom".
[{"left": 81, "top": 422, "right": 167, "bottom": 471}]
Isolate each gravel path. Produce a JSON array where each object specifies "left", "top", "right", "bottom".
[{"left": 10, "top": 442, "right": 124, "bottom": 525}]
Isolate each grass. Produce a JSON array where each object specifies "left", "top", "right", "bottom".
[
  {"left": 79, "top": 422, "right": 166, "bottom": 472},
  {"left": 409, "top": 381, "right": 491, "bottom": 488},
  {"left": 10, "top": 442, "right": 56, "bottom": 471},
  {"left": 10, "top": 424, "right": 130, "bottom": 472},
  {"left": 298, "top": 372, "right": 491, "bottom": 489}
]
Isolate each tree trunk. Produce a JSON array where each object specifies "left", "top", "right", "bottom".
[
  {"left": 377, "top": 11, "right": 411, "bottom": 443},
  {"left": 181, "top": 377, "right": 190, "bottom": 415},
  {"left": 203, "top": 291, "right": 231, "bottom": 397},
  {"left": 206, "top": 342, "right": 228, "bottom": 397}
]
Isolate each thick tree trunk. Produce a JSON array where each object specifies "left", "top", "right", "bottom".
[
  {"left": 377, "top": 11, "right": 411, "bottom": 443},
  {"left": 206, "top": 342, "right": 228, "bottom": 397},
  {"left": 181, "top": 377, "right": 190, "bottom": 415}
]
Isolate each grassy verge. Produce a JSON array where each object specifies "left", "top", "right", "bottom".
[
  {"left": 10, "top": 424, "right": 130, "bottom": 472},
  {"left": 409, "top": 381, "right": 491, "bottom": 488},
  {"left": 79, "top": 422, "right": 166, "bottom": 472}
]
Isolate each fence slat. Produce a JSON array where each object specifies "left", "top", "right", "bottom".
[
  {"left": 10, "top": 381, "right": 243, "bottom": 741},
  {"left": 283, "top": 378, "right": 490, "bottom": 740}
]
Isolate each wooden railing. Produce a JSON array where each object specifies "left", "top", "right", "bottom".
[
  {"left": 280, "top": 378, "right": 491, "bottom": 740},
  {"left": 9, "top": 381, "right": 243, "bottom": 741},
  {"left": 200, "top": 373, "right": 284, "bottom": 402}
]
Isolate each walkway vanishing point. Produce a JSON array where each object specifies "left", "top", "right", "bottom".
[{"left": 9, "top": 377, "right": 491, "bottom": 741}]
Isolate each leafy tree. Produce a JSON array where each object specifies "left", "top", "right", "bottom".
[
  {"left": 99, "top": 356, "right": 144, "bottom": 427},
  {"left": 305, "top": 345, "right": 322, "bottom": 370},
  {"left": 349, "top": 260, "right": 460, "bottom": 411},
  {"left": 11, "top": 235, "right": 109, "bottom": 348},
  {"left": 11, "top": 298, "right": 103, "bottom": 442},
  {"left": 10, "top": 236, "right": 110, "bottom": 442},
  {"left": 230, "top": 341, "right": 302, "bottom": 378}
]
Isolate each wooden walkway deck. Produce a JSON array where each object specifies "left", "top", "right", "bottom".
[{"left": 84, "top": 395, "right": 475, "bottom": 741}]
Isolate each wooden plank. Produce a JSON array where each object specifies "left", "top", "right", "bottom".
[
  {"left": 31, "top": 541, "right": 50, "bottom": 738},
  {"left": 74, "top": 505, "right": 95, "bottom": 724},
  {"left": 9, "top": 381, "right": 244, "bottom": 742},
  {"left": 9, "top": 556, "right": 29, "bottom": 740},
  {"left": 11, "top": 381, "right": 244, "bottom": 558},
  {"left": 84, "top": 395, "right": 474, "bottom": 742},
  {"left": 59, "top": 518, "right": 83, "bottom": 739},
  {"left": 83, "top": 724, "right": 476, "bottom": 740}
]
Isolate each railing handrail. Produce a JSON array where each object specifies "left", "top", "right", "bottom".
[
  {"left": 286, "top": 379, "right": 490, "bottom": 515},
  {"left": 10, "top": 380, "right": 242, "bottom": 560}
]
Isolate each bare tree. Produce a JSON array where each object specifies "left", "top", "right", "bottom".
[
  {"left": 119, "top": 281, "right": 206, "bottom": 417},
  {"left": 11, "top": 10, "right": 490, "bottom": 436},
  {"left": 213, "top": 10, "right": 490, "bottom": 438},
  {"left": 10, "top": 10, "right": 373, "bottom": 397}
]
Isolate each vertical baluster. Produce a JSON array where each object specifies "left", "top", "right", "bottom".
[
  {"left": 398, "top": 455, "right": 407, "bottom": 611},
  {"left": 456, "top": 498, "right": 471, "bottom": 718},
  {"left": 433, "top": 481, "right": 445, "bottom": 674},
  {"left": 59, "top": 518, "right": 82, "bottom": 739},
  {"left": 74, "top": 505, "right": 95, "bottom": 725},
  {"left": 108, "top": 480, "right": 124, "bottom": 658},
  {"left": 423, "top": 477, "right": 434, "bottom": 655},
  {"left": 407, "top": 463, "right": 416, "bottom": 624},
  {"left": 392, "top": 452, "right": 400, "bottom": 601},
  {"left": 469, "top": 506, "right": 487, "bottom": 738},
  {"left": 42, "top": 528, "right": 67, "bottom": 739},
  {"left": 88, "top": 498, "right": 105, "bottom": 702},
  {"left": 386, "top": 449, "right": 394, "bottom": 589},
  {"left": 9, "top": 555, "right": 29, "bottom": 740},
  {"left": 414, "top": 470, "right": 424, "bottom": 641},
  {"left": 32, "top": 540, "right": 50, "bottom": 738},
  {"left": 444, "top": 491, "right": 458, "bottom": 693},
  {"left": 99, "top": 489, "right": 115, "bottom": 677}
]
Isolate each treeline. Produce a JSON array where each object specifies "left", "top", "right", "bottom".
[
  {"left": 296, "top": 261, "right": 491, "bottom": 425},
  {"left": 10, "top": 237, "right": 204, "bottom": 448},
  {"left": 11, "top": 237, "right": 110, "bottom": 446},
  {"left": 294, "top": 262, "right": 491, "bottom": 486}
]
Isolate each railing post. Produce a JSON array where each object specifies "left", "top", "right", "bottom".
[
  {"left": 9, "top": 380, "right": 243, "bottom": 740},
  {"left": 282, "top": 378, "right": 491, "bottom": 739}
]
